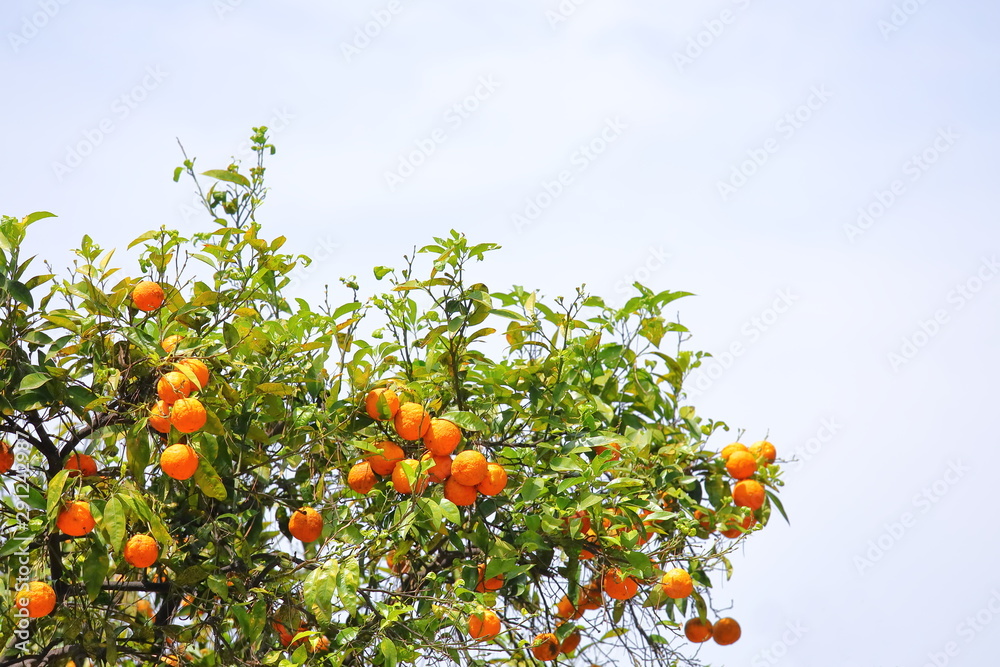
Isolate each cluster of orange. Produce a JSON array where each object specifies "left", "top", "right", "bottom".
[
  {"left": 272, "top": 621, "right": 330, "bottom": 654},
  {"left": 683, "top": 617, "right": 741, "bottom": 646}
]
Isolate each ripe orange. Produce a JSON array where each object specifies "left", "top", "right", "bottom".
[
  {"left": 451, "top": 450, "right": 487, "bottom": 486},
  {"left": 162, "top": 657, "right": 179, "bottom": 667},
  {"left": 443, "top": 477, "right": 477, "bottom": 506},
  {"left": 393, "top": 402, "right": 431, "bottom": 440},
  {"left": 555, "top": 595, "right": 583, "bottom": 620},
  {"left": 15, "top": 581, "right": 56, "bottom": 618},
  {"left": 365, "top": 387, "right": 400, "bottom": 421},
  {"left": 531, "top": 633, "right": 560, "bottom": 661},
  {"left": 732, "top": 479, "right": 766, "bottom": 511},
  {"left": 563, "top": 510, "right": 591, "bottom": 535},
  {"left": 391, "top": 459, "right": 428, "bottom": 494},
  {"left": 161, "top": 334, "right": 184, "bottom": 354},
  {"left": 57, "top": 500, "right": 95, "bottom": 536},
  {"left": 347, "top": 461, "right": 377, "bottom": 495},
  {"left": 386, "top": 550, "right": 410, "bottom": 575},
  {"left": 713, "top": 617, "right": 741, "bottom": 645},
  {"left": 468, "top": 609, "right": 501, "bottom": 641},
  {"left": 594, "top": 441, "right": 621, "bottom": 461},
  {"left": 160, "top": 443, "right": 199, "bottom": 480},
  {"left": 579, "top": 582, "right": 602, "bottom": 610},
  {"left": 132, "top": 281, "right": 164, "bottom": 312},
  {"left": 136, "top": 599, "right": 155, "bottom": 618},
  {"left": 750, "top": 440, "right": 777, "bottom": 463},
  {"left": 580, "top": 530, "right": 599, "bottom": 560},
  {"left": 420, "top": 452, "right": 452, "bottom": 482},
  {"left": 170, "top": 397, "right": 207, "bottom": 434},
  {"left": 559, "top": 629, "right": 581, "bottom": 654},
  {"left": 693, "top": 509, "right": 714, "bottom": 532},
  {"left": 422, "top": 418, "right": 461, "bottom": 455},
  {"left": 684, "top": 618, "right": 713, "bottom": 643},
  {"left": 719, "top": 442, "right": 749, "bottom": 460},
  {"left": 475, "top": 563, "right": 504, "bottom": 592},
  {"left": 64, "top": 453, "right": 98, "bottom": 478},
  {"left": 288, "top": 506, "right": 324, "bottom": 543},
  {"left": 157, "top": 371, "right": 193, "bottom": 404},
  {"left": 0, "top": 440, "right": 13, "bottom": 474},
  {"left": 602, "top": 568, "right": 638, "bottom": 600},
  {"left": 174, "top": 358, "right": 210, "bottom": 390},
  {"left": 658, "top": 568, "right": 693, "bottom": 599},
  {"left": 720, "top": 512, "right": 755, "bottom": 538},
  {"left": 124, "top": 534, "right": 160, "bottom": 568},
  {"left": 149, "top": 400, "right": 172, "bottom": 433},
  {"left": 367, "top": 441, "right": 405, "bottom": 476},
  {"left": 476, "top": 462, "right": 507, "bottom": 496},
  {"left": 725, "top": 451, "right": 757, "bottom": 480}
]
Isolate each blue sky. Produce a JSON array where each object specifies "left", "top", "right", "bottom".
[{"left": 4, "top": 1, "right": 1000, "bottom": 664}]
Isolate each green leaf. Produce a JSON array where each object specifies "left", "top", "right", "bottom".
[
  {"left": 102, "top": 497, "right": 127, "bottom": 550},
  {"left": 83, "top": 541, "right": 110, "bottom": 601},
  {"left": 6, "top": 280, "right": 33, "bottom": 308},
  {"left": 46, "top": 469, "right": 71, "bottom": 520},
  {"left": 223, "top": 322, "right": 241, "bottom": 349},
  {"left": 18, "top": 372, "right": 49, "bottom": 392},
  {"left": 767, "top": 489, "right": 789, "bottom": 524},
  {"left": 337, "top": 557, "right": 360, "bottom": 616},
  {"left": 22, "top": 211, "right": 56, "bottom": 225},
  {"left": 194, "top": 457, "right": 227, "bottom": 500},
  {"left": 127, "top": 230, "right": 160, "bottom": 249},
  {"left": 255, "top": 382, "right": 297, "bottom": 396},
  {"left": 304, "top": 560, "right": 340, "bottom": 624},
  {"left": 202, "top": 169, "right": 251, "bottom": 187},
  {"left": 374, "top": 266, "right": 392, "bottom": 280},
  {"left": 175, "top": 565, "right": 210, "bottom": 586},
  {"left": 379, "top": 638, "right": 398, "bottom": 667},
  {"left": 438, "top": 410, "right": 488, "bottom": 432}
]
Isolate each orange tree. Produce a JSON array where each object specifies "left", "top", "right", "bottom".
[{"left": 0, "top": 129, "right": 786, "bottom": 666}]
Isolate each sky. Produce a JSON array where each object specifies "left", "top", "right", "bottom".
[{"left": 3, "top": 1, "right": 1000, "bottom": 665}]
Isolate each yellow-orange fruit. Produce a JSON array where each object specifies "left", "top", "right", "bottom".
[
  {"left": 161, "top": 334, "right": 184, "bottom": 354},
  {"left": 365, "top": 387, "right": 400, "bottom": 421},
  {"left": 476, "top": 462, "right": 507, "bottom": 496},
  {"left": 157, "top": 371, "right": 193, "bottom": 404},
  {"left": 367, "top": 441, "right": 405, "bottom": 476},
  {"left": 468, "top": 610, "right": 501, "bottom": 641},
  {"left": 684, "top": 618, "right": 713, "bottom": 643},
  {"left": 422, "top": 418, "right": 461, "bottom": 455},
  {"left": 563, "top": 510, "right": 591, "bottom": 535},
  {"left": 347, "top": 461, "right": 377, "bottom": 495},
  {"left": 658, "top": 568, "right": 693, "bottom": 599},
  {"left": 421, "top": 452, "right": 452, "bottom": 482},
  {"left": 136, "top": 599, "right": 155, "bottom": 618},
  {"left": 15, "top": 581, "right": 56, "bottom": 618},
  {"left": 149, "top": 400, "right": 172, "bottom": 433},
  {"left": 602, "top": 568, "right": 638, "bottom": 601},
  {"left": 451, "top": 450, "right": 488, "bottom": 486},
  {"left": 725, "top": 451, "right": 757, "bottom": 480},
  {"left": 594, "top": 441, "right": 621, "bottom": 461},
  {"left": 720, "top": 442, "right": 749, "bottom": 460},
  {"left": 443, "top": 477, "right": 478, "bottom": 506},
  {"left": 732, "top": 479, "right": 766, "bottom": 511},
  {"left": 391, "top": 458, "right": 428, "bottom": 494},
  {"left": 132, "top": 281, "right": 164, "bottom": 312},
  {"left": 124, "top": 534, "right": 160, "bottom": 568},
  {"left": 174, "top": 358, "right": 210, "bottom": 390},
  {"left": 386, "top": 550, "right": 410, "bottom": 575},
  {"left": 555, "top": 595, "right": 583, "bottom": 620},
  {"left": 393, "top": 402, "right": 431, "bottom": 440},
  {"left": 720, "top": 512, "right": 755, "bottom": 538},
  {"left": 57, "top": 500, "right": 95, "bottom": 536},
  {"left": 559, "top": 629, "right": 581, "bottom": 654},
  {"left": 579, "top": 582, "right": 603, "bottom": 610},
  {"left": 288, "top": 506, "right": 324, "bottom": 542},
  {"left": 0, "top": 441, "right": 13, "bottom": 474},
  {"left": 531, "top": 633, "right": 560, "bottom": 661},
  {"left": 170, "top": 397, "right": 207, "bottom": 434},
  {"left": 475, "top": 563, "right": 504, "bottom": 592},
  {"left": 713, "top": 617, "right": 741, "bottom": 645},
  {"left": 160, "top": 443, "right": 199, "bottom": 480},
  {"left": 750, "top": 440, "right": 777, "bottom": 463},
  {"left": 65, "top": 453, "right": 98, "bottom": 478}
]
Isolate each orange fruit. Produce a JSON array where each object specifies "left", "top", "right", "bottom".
[
  {"left": 476, "top": 462, "right": 507, "bottom": 496},
  {"left": 658, "top": 568, "right": 693, "bottom": 599},
  {"left": 15, "top": 581, "right": 56, "bottom": 618},
  {"left": 719, "top": 442, "right": 749, "bottom": 460},
  {"left": 443, "top": 477, "right": 477, "bottom": 506},
  {"left": 137, "top": 599, "right": 155, "bottom": 618},
  {"left": 555, "top": 595, "right": 583, "bottom": 620},
  {"left": 149, "top": 400, "right": 172, "bottom": 433},
  {"left": 579, "top": 582, "right": 602, "bottom": 610},
  {"left": 391, "top": 458, "right": 428, "bottom": 494},
  {"left": 725, "top": 451, "right": 757, "bottom": 480},
  {"left": 713, "top": 617, "right": 741, "bottom": 645},
  {"left": 451, "top": 450, "right": 487, "bottom": 486},
  {"left": 750, "top": 440, "right": 777, "bottom": 463},
  {"left": 422, "top": 418, "right": 461, "bottom": 455},
  {"left": 347, "top": 461, "right": 377, "bottom": 495},
  {"left": 393, "top": 402, "right": 431, "bottom": 440},
  {"left": 386, "top": 550, "right": 410, "bottom": 575},
  {"left": 720, "top": 512, "right": 755, "bottom": 538},
  {"left": 594, "top": 441, "right": 621, "bottom": 461},
  {"left": 64, "top": 453, "right": 98, "bottom": 478},
  {"left": 124, "top": 534, "right": 160, "bottom": 568},
  {"left": 693, "top": 509, "right": 714, "bottom": 532},
  {"left": 684, "top": 618, "right": 713, "bottom": 643},
  {"left": 160, "top": 443, "right": 199, "bottom": 480},
  {"left": 310, "top": 635, "right": 330, "bottom": 653},
  {"left": 732, "top": 479, "right": 766, "bottom": 511},
  {"left": 174, "top": 358, "right": 210, "bottom": 390},
  {"left": 0, "top": 440, "right": 13, "bottom": 474},
  {"left": 468, "top": 609, "right": 501, "bottom": 641},
  {"left": 161, "top": 334, "right": 184, "bottom": 354},
  {"left": 531, "top": 633, "right": 560, "bottom": 661},
  {"left": 563, "top": 510, "right": 591, "bottom": 535},
  {"left": 288, "top": 506, "right": 324, "bottom": 542},
  {"left": 602, "top": 568, "right": 638, "bottom": 601},
  {"left": 162, "top": 657, "right": 179, "bottom": 667},
  {"left": 580, "top": 529, "right": 599, "bottom": 560},
  {"left": 132, "top": 281, "right": 164, "bottom": 312},
  {"left": 365, "top": 387, "right": 400, "bottom": 421},
  {"left": 367, "top": 441, "right": 405, "bottom": 476},
  {"left": 420, "top": 452, "right": 452, "bottom": 482},
  {"left": 559, "top": 629, "right": 581, "bottom": 654},
  {"left": 170, "top": 397, "right": 207, "bottom": 434},
  {"left": 475, "top": 563, "right": 504, "bottom": 592},
  {"left": 157, "top": 371, "right": 193, "bottom": 404},
  {"left": 57, "top": 500, "right": 95, "bottom": 536}
]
